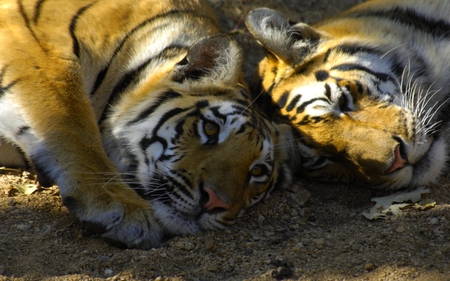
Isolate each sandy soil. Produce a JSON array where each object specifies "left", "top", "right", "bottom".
[{"left": 1, "top": 1, "right": 450, "bottom": 280}]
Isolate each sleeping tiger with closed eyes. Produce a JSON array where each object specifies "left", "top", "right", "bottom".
[
  {"left": 246, "top": 0, "right": 450, "bottom": 190},
  {"left": 0, "top": 0, "right": 295, "bottom": 249}
]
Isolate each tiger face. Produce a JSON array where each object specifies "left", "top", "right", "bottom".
[
  {"left": 246, "top": 1, "right": 450, "bottom": 190},
  {"left": 102, "top": 36, "right": 294, "bottom": 235}
]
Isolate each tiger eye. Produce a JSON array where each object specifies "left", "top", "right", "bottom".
[
  {"left": 203, "top": 121, "right": 219, "bottom": 137},
  {"left": 251, "top": 165, "right": 264, "bottom": 176}
]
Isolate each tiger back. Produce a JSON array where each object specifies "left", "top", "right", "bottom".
[
  {"left": 246, "top": 0, "right": 450, "bottom": 189},
  {"left": 0, "top": 0, "right": 295, "bottom": 249}
]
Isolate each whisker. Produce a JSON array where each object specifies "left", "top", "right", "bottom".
[
  {"left": 380, "top": 44, "right": 405, "bottom": 59},
  {"left": 240, "top": 90, "right": 263, "bottom": 116}
]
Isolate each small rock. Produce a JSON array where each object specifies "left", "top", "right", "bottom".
[
  {"left": 364, "top": 263, "right": 374, "bottom": 271},
  {"left": 429, "top": 217, "right": 438, "bottom": 225},
  {"left": 395, "top": 226, "right": 405, "bottom": 233},
  {"left": 289, "top": 224, "right": 299, "bottom": 230},
  {"left": 97, "top": 255, "right": 110, "bottom": 263},
  {"left": 16, "top": 224, "right": 31, "bottom": 231},
  {"left": 204, "top": 236, "right": 214, "bottom": 250},
  {"left": 271, "top": 265, "right": 293, "bottom": 279},
  {"left": 257, "top": 215, "right": 265, "bottom": 224},
  {"left": 434, "top": 251, "right": 443, "bottom": 259},
  {"left": 6, "top": 198, "right": 15, "bottom": 206},
  {"left": 104, "top": 268, "right": 113, "bottom": 277},
  {"left": 312, "top": 238, "right": 326, "bottom": 247},
  {"left": 176, "top": 241, "right": 195, "bottom": 251},
  {"left": 252, "top": 234, "right": 261, "bottom": 241},
  {"left": 245, "top": 242, "right": 256, "bottom": 248}
]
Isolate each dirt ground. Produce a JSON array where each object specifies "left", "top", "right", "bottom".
[{"left": 1, "top": 0, "right": 450, "bottom": 280}]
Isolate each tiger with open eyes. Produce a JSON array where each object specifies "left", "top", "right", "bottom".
[
  {"left": 245, "top": 0, "right": 450, "bottom": 190},
  {"left": 0, "top": 0, "right": 296, "bottom": 249}
]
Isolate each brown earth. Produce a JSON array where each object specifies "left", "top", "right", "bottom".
[{"left": 1, "top": 1, "right": 450, "bottom": 280}]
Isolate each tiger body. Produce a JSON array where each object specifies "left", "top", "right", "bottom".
[
  {"left": 0, "top": 0, "right": 294, "bottom": 249},
  {"left": 246, "top": 0, "right": 450, "bottom": 189}
]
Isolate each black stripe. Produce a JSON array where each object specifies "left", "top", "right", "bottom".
[
  {"left": 33, "top": 0, "right": 46, "bottom": 23},
  {"left": 286, "top": 95, "right": 301, "bottom": 112},
  {"left": 186, "top": 91, "right": 232, "bottom": 98},
  {"left": 0, "top": 80, "right": 18, "bottom": 92},
  {"left": 296, "top": 97, "right": 328, "bottom": 114},
  {"left": 90, "top": 10, "right": 216, "bottom": 96},
  {"left": 333, "top": 44, "right": 382, "bottom": 56},
  {"left": 195, "top": 100, "right": 209, "bottom": 109},
  {"left": 296, "top": 115, "right": 325, "bottom": 126},
  {"left": 91, "top": 43, "right": 186, "bottom": 96},
  {"left": 235, "top": 123, "right": 248, "bottom": 135},
  {"left": 323, "top": 48, "right": 331, "bottom": 63},
  {"left": 127, "top": 91, "right": 182, "bottom": 125},
  {"left": 107, "top": 59, "right": 153, "bottom": 107},
  {"left": 151, "top": 107, "right": 189, "bottom": 136},
  {"left": 315, "top": 70, "right": 329, "bottom": 81},
  {"left": 333, "top": 44, "right": 407, "bottom": 80},
  {"left": 351, "top": 6, "right": 450, "bottom": 39},
  {"left": 331, "top": 63, "right": 393, "bottom": 82},
  {"left": 17, "top": 0, "right": 43, "bottom": 49},
  {"left": 172, "top": 172, "right": 195, "bottom": 200},
  {"left": 69, "top": 3, "right": 95, "bottom": 58},
  {"left": 324, "top": 84, "right": 331, "bottom": 100},
  {"left": 210, "top": 106, "right": 228, "bottom": 123},
  {"left": 16, "top": 126, "right": 30, "bottom": 136},
  {"left": 90, "top": 67, "right": 108, "bottom": 96},
  {"left": 100, "top": 45, "right": 187, "bottom": 121},
  {"left": 277, "top": 91, "right": 289, "bottom": 108},
  {"left": 0, "top": 67, "right": 19, "bottom": 92},
  {"left": 355, "top": 80, "right": 364, "bottom": 95},
  {"left": 140, "top": 135, "right": 168, "bottom": 156}
]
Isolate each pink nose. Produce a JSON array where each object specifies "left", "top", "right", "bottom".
[
  {"left": 385, "top": 145, "right": 407, "bottom": 174},
  {"left": 203, "top": 187, "right": 231, "bottom": 211}
]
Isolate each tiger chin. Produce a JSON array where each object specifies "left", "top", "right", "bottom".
[
  {"left": 246, "top": 0, "right": 450, "bottom": 190},
  {"left": 0, "top": 0, "right": 296, "bottom": 249}
]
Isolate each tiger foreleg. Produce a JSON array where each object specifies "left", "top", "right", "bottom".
[{"left": 1, "top": 64, "right": 161, "bottom": 249}]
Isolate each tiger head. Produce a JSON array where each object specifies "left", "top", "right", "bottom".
[
  {"left": 246, "top": 8, "right": 448, "bottom": 190},
  {"left": 101, "top": 34, "right": 296, "bottom": 236}
]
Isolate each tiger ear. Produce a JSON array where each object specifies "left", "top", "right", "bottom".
[
  {"left": 173, "top": 34, "right": 243, "bottom": 85},
  {"left": 245, "top": 8, "right": 326, "bottom": 65}
]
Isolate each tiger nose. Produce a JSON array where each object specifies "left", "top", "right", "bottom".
[
  {"left": 203, "top": 187, "right": 231, "bottom": 211},
  {"left": 384, "top": 144, "right": 408, "bottom": 174}
]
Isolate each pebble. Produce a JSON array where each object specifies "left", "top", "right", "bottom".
[
  {"left": 364, "top": 263, "right": 374, "bottom": 271},
  {"left": 257, "top": 215, "right": 265, "bottom": 224},
  {"left": 245, "top": 242, "right": 256, "bottom": 248},
  {"left": 289, "top": 224, "right": 299, "bottom": 230},
  {"left": 312, "top": 238, "right": 326, "bottom": 247},
  {"left": 429, "top": 217, "right": 438, "bottom": 225},
  {"left": 6, "top": 198, "right": 15, "bottom": 206},
  {"left": 204, "top": 236, "right": 214, "bottom": 250},
  {"left": 175, "top": 241, "right": 195, "bottom": 251},
  {"left": 104, "top": 268, "right": 113, "bottom": 277},
  {"left": 434, "top": 251, "right": 443, "bottom": 259},
  {"left": 395, "top": 226, "right": 405, "bottom": 233},
  {"left": 15, "top": 224, "right": 31, "bottom": 231}
]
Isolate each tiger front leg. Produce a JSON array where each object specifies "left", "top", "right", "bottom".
[{"left": 2, "top": 66, "right": 161, "bottom": 249}]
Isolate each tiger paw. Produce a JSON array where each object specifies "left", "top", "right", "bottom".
[{"left": 63, "top": 190, "right": 161, "bottom": 249}]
